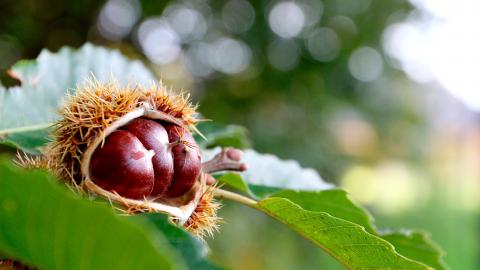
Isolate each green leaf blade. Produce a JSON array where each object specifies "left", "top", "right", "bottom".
[
  {"left": 0, "top": 159, "right": 182, "bottom": 270},
  {"left": 257, "top": 197, "right": 432, "bottom": 270},
  {"left": 382, "top": 231, "right": 449, "bottom": 270},
  {"left": 269, "top": 190, "right": 448, "bottom": 269},
  {"left": 271, "top": 189, "right": 376, "bottom": 234},
  {"left": 218, "top": 157, "right": 444, "bottom": 269},
  {"left": 0, "top": 43, "right": 155, "bottom": 152},
  {"left": 141, "top": 214, "right": 223, "bottom": 270}
]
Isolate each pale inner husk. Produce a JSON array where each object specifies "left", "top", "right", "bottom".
[{"left": 80, "top": 102, "right": 205, "bottom": 224}]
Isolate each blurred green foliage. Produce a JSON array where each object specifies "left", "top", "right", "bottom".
[{"left": 0, "top": 0, "right": 419, "bottom": 179}]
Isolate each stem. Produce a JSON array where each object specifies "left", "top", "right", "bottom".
[
  {"left": 213, "top": 188, "right": 257, "bottom": 208},
  {"left": 202, "top": 148, "right": 247, "bottom": 173},
  {"left": 0, "top": 123, "right": 53, "bottom": 136}
]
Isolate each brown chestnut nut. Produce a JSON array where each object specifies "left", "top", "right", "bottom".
[
  {"left": 121, "top": 118, "right": 174, "bottom": 196},
  {"left": 89, "top": 130, "right": 155, "bottom": 199},
  {"left": 164, "top": 124, "right": 202, "bottom": 198},
  {"left": 89, "top": 118, "right": 201, "bottom": 200}
]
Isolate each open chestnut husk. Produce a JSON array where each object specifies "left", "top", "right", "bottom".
[{"left": 21, "top": 80, "right": 247, "bottom": 238}]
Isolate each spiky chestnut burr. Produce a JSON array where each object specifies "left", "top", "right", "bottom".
[{"left": 28, "top": 80, "right": 247, "bottom": 238}]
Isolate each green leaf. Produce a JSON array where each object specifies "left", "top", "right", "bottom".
[
  {"left": 196, "top": 122, "right": 251, "bottom": 149},
  {"left": 0, "top": 43, "right": 155, "bottom": 152},
  {"left": 0, "top": 128, "right": 52, "bottom": 154},
  {"left": 216, "top": 173, "right": 281, "bottom": 199},
  {"left": 0, "top": 158, "right": 184, "bottom": 270},
  {"left": 272, "top": 189, "right": 376, "bottom": 234},
  {"left": 257, "top": 197, "right": 432, "bottom": 270},
  {"left": 216, "top": 158, "right": 444, "bottom": 268},
  {"left": 217, "top": 172, "right": 448, "bottom": 269},
  {"left": 381, "top": 231, "right": 449, "bottom": 270},
  {"left": 216, "top": 173, "right": 252, "bottom": 195},
  {"left": 141, "top": 214, "right": 223, "bottom": 270},
  {"left": 271, "top": 190, "right": 448, "bottom": 269}
]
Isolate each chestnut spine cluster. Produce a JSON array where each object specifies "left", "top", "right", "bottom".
[{"left": 22, "top": 80, "right": 249, "bottom": 237}]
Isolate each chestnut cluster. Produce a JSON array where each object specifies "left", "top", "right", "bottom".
[{"left": 89, "top": 118, "right": 201, "bottom": 199}]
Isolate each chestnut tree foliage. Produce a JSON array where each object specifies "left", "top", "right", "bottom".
[{"left": 0, "top": 45, "right": 447, "bottom": 270}]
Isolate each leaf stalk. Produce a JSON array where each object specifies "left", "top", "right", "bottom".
[{"left": 213, "top": 188, "right": 257, "bottom": 208}]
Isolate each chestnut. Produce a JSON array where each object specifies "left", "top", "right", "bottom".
[
  {"left": 89, "top": 130, "right": 155, "bottom": 199},
  {"left": 89, "top": 118, "right": 201, "bottom": 200},
  {"left": 164, "top": 124, "right": 202, "bottom": 198},
  {"left": 121, "top": 118, "right": 174, "bottom": 197}
]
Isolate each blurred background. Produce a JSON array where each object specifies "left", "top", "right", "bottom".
[{"left": 0, "top": 0, "right": 478, "bottom": 269}]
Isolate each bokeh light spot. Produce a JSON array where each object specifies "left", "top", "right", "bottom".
[
  {"left": 348, "top": 47, "right": 384, "bottom": 82},
  {"left": 299, "top": 0, "right": 323, "bottom": 27},
  {"left": 328, "top": 15, "right": 358, "bottom": 40},
  {"left": 97, "top": 0, "right": 141, "bottom": 40},
  {"left": 164, "top": 5, "right": 207, "bottom": 42},
  {"left": 185, "top": 42, "right": 214, "bottom": 78},
  {"left": 307, "top": 27, "right": 340, "bottom": 62},
  {"left": 268, "top": 2, "right": 305, "bottom": 38},
  {"left": 209, "top": 38, "right": 252, "bottom": 74},
  {"left": 267, "top": 39, "right": 301, "bottom": 71},
  {"left": 342, "top": 162, "right": 429, "bottom": 215},
  {"left": 222, "top": 0, "right": 255, "bottom": 33},
  {"left": 137, "top": 18, "right": 180, "bottom": 65}
]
